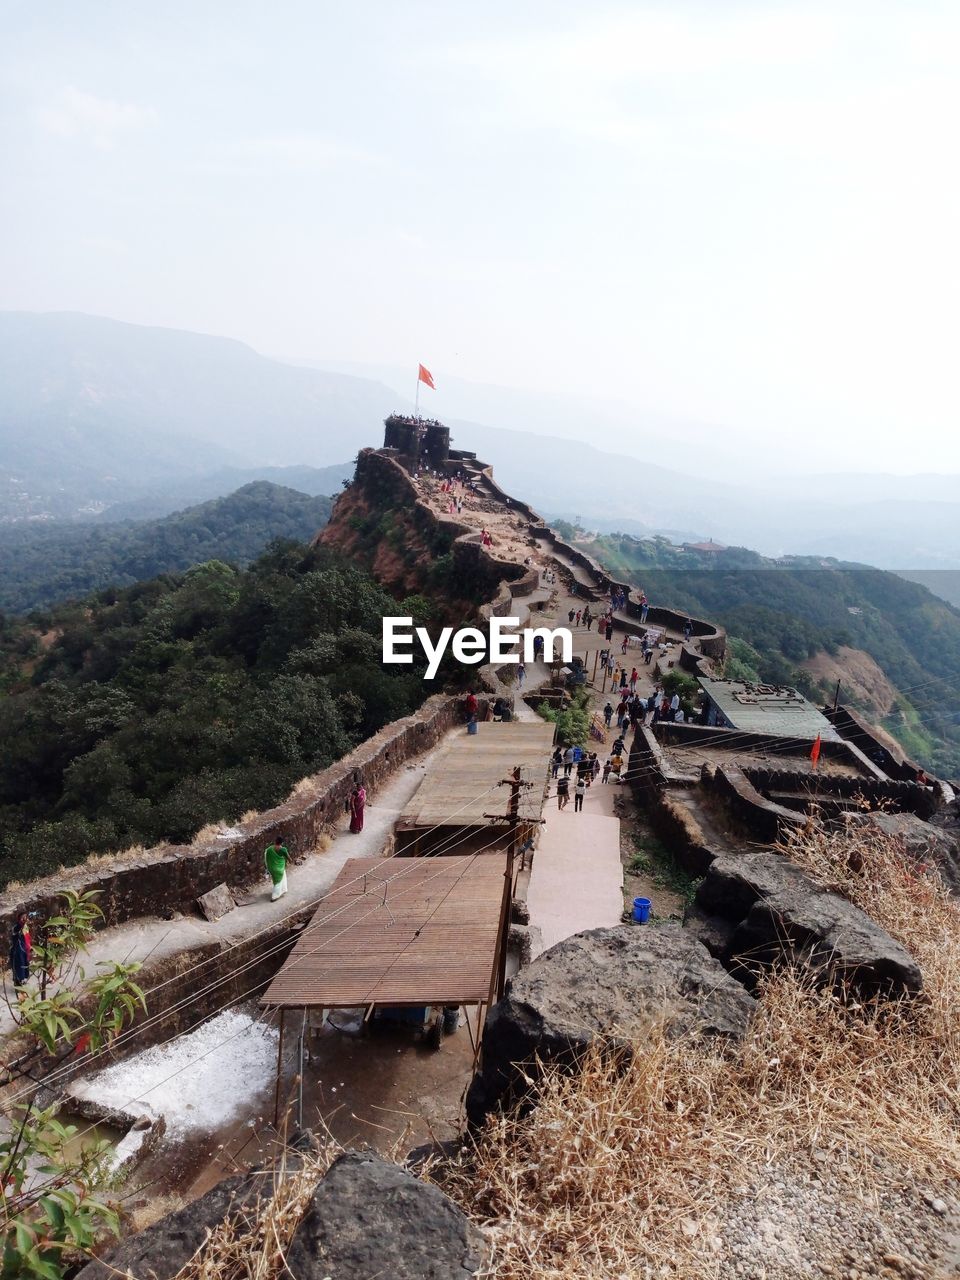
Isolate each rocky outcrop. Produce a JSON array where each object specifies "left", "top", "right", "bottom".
[
  {"left": 79, "top": 1154, "right": 486, "bottom": 1280},
  {"left": 852, "top": 810, "right": 960, "bottom": 895},
  {"left": 76, "top": 1172, "right": 265, "bottom": 1279},
  {"left": 286, "top": 1152, "right": 486, "bottom": 1279},
  {"left": 687, "top": 852, "right": 922, "bottom": 996},
  {"left": 466, "top": 924, "right": 755, "bottom": 1125}
]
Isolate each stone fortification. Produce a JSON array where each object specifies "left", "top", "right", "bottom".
[{"left": 0, "top": 693, "right": 472, "bottom": 939}]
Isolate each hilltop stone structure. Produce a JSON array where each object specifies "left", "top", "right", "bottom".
[{"left": 6, "top": 413, "right": 958, "bottom": 1275}]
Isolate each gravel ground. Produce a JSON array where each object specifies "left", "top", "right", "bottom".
[{"left": 713, "top": 1161, "right": 960, "bottom": 1279}]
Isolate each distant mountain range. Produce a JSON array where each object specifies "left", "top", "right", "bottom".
[
  {"left": 0, "top": 311, "right": 389, "bottom": 518},
  {"left": 0, "top": 481, "right": 335, "bottom": 614},
  {"left": 2, "top": 311, "right": 957, "bottom": 575}
]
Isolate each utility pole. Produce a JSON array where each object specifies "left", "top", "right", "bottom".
[
  {"left": 833, "top": 679, "right": 841, "bottom": 711},
  {"left": 483, "top": 766, "right": 535, "bottom": 1005}
]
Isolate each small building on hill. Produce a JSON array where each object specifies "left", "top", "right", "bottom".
[{"left": 698, "top": 677, "right": 837, "bottom": 741}]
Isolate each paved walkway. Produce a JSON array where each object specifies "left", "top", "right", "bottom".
[
  {"left": 0, "top": 753, "right": 441, "bottom": 1037},
  {"left": 526, "top": 769, "right": 624, "bottom": 955}
]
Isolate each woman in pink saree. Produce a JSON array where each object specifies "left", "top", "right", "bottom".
[{"left": 349, "top": 783, "right": 366, "bottom": 834}]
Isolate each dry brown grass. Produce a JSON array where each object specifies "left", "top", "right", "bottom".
[
  {"left": 139, "top": 822, "right": 960, "bottom": 1279},
  {"left": 173, "top": 1144, "right": 338, "bottom": 1280},
  {"left": 434, "top": 821, "right": 960, "bottom": 1277}
]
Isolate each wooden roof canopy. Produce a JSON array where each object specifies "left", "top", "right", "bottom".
[
  {"left": 260, "top": 853, "right": 507, "bottom": 1010},
  {"left": 398, "top": 721, "right": 554, "bottom": 831}
]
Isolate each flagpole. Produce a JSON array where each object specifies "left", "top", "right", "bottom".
[{"left": 415, "top": 368, "right": 420, "bottom": 419}]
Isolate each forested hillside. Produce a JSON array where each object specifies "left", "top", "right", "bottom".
[
  {"left": 0, "top": 542, "right": 435, "bottom": 886},
  {"left": 568, "top": 526, "right": 960, "bottom": 775},
  {"left": 0, "top": 481, "right": 334, "bottom": 613}
]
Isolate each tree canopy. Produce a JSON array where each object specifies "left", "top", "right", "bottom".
[
  {"left": 0, "top": 481, "right": 333, "bottom": 614},
  {"left": 0, "top": 541, "right": 434, "bottom": 886},
  {"left": 580, "top": 531, "right": 960, "bottom": 775}
]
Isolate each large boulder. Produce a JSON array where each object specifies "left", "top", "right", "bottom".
[
  {"left": 286, "top": 1151, "right": 486, "bottom": 1278},
  {"left": 465, "top": 924, "right": 755, "bottom": 1126},
  {"left": 689, "top": 852, "right": 922, "bottom": 996},
  {"left": 75, "top": 1173, "right": 264, "bottom": 1280}
]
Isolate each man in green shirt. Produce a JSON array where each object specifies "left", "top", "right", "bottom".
[{"left": 265, "top": 836, "right": 290, "bottom": 902}]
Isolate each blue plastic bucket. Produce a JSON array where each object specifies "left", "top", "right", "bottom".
[{"left": 632, "top": 896, "right": 652, "bottom": 923}]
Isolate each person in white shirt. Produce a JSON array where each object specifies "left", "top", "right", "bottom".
[{"left": 669, "top": 693, "right": 680, "bottom": 713}]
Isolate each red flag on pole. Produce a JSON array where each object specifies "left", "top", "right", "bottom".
[
  {"left": 418, "top": 363, "right": 436, "bottom": 390},
  {"left": 810, "top": 733, "right": 821, "bottom": 768}
]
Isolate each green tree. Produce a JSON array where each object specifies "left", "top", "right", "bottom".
[{"left": 1, "top": 891, "right": 146, "bottom": 1278}]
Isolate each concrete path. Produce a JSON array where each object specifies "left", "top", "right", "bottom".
[
  {"left": 526, "top": 770, "right": 624, "bottom": 955},
  {"left": 0, "top": 752, "right": 441, "bottom": 1037}
]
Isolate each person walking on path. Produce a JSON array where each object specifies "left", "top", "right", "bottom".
[
  {"left": 574, "top": 776, "right": 587, "bottom": 812},
  {"left": 349, "top": 783, "right": 366, "bottom": 833},
  {"left": 568, "top": 609, "right": 576, "bottom": 625},
  {"left": 603, "top": 701, "right": 614, "bottom": 728},
  {"left": 9, "top": 911, "right": 31, "bottom": 987},
  {"left": 517, "top": 661, "right": 526, "bottom": 687},
  {"left": 602, "top": 758, "right": 612, "bottom": 784},
  {"left": 606, "top": 621, "right": 614, "bottom": 642},
  {"left": 551, "top": 746, "right": 563, "bottom": 778},
  {"left": 564, "top": 746, "right": 576, "bottom": 776},
  {"left": 556, "top": 774, "right": 570, "bottom": 810},
  {"left": 640, "top": 594, "right": 649, "bottom": 623},
  {"left": 265, "top": 836, "right": 290, "bottom": 902}
]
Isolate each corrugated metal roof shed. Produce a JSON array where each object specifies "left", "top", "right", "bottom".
[
  {"left": 260, "top": 853, "right": 506, "bottom": 1009},
  {"left": 698, "top": 677, "right": 837, "bottom": 741},
  {"left": 399, "top": 720, "right": 553, "bottom": 830}
]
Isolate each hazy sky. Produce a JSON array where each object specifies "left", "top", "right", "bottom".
[{"left": 2, "top": 2, "right": 959, "bottom": 472}]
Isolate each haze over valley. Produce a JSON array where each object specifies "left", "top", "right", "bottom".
[{"left": 3, "top": 311, "right": 958, "bottom": 583}]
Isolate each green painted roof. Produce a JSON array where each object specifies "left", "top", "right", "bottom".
[{"left": 698, "top": 678, "right": 837, "bottom": 740}]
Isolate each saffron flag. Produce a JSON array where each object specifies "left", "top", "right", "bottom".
[
  {"left": 810, "top": 733, "right": 821, "bottom": 767},
  {"left": 418, "top": 363, "right": 436, "bottom": 390}
]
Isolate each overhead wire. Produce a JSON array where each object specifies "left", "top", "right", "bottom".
[
  {"left": 9, "top": 821, "right": 518, "bottom": 1201},
  {"left": 2, "top": 779, "right": 520, "bottom": 1108}
]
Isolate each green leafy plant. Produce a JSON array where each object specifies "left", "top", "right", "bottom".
[
  {"left": 536, "top": 687, "right": 592, "bottom": 745},
  {"left": 628, "top": 835, "right": 702, "bottom": 910},
  {"left": 1, "top": 891, "right": 147, "bottom": 1277}
]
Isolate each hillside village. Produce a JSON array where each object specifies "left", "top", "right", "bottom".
[{"left": 2, "top": 417, "right": 960, "bottom": 1279}]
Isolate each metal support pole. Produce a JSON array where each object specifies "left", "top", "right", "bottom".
[
  {"left": 495, "top": 767, "right": 522, "bottom": 1001},
  {"left": 297, "top": 1008, "right": 306, "bottom": 1132},
  {"left": 273, "top": 1008, "right": 285, "bottom": 1128}
]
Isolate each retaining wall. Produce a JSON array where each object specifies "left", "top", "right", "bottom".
[
  {"left": 707, "top": 765, "right": 806, "bottom": 843},
  {"left": 650, "top": 720, "right": 882, "bottom": 775},
  {"left": 825, "top": 704, "right": 921, "bottom": 781},
  {"left": 0, "top": 694, "right": 471, "bottom": 940},
  {"left": 742, "top": 766, "right": 939, "bottom": 820}
]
